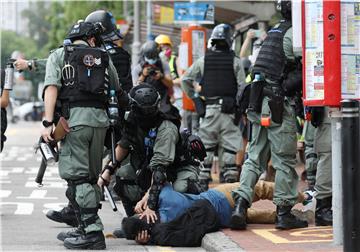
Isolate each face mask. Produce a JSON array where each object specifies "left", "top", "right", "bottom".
[
  {"left": 164, "top": 48, "right": 172, "bottom": 58},
  {"left": 145, "top": 57, "right": 157, "bottom": 65}
]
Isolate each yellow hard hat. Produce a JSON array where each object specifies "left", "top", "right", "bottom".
[{"left": 155, "top": 34, "right": 172, "bottom": 46}]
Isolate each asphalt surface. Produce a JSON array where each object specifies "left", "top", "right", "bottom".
[{"left": 0, "top": 121, "right": 205, "bottom": 252}]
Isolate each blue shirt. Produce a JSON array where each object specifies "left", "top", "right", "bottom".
[{"left": 158, "top": 184, "right": 232, "bottom": 227}]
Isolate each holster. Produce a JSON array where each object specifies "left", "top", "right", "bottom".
[
  {"left": 268, "top": 97, "right": 284, "bottom": 124},
  {"left": 248, "top": 80, "right": 265, "bottom": 113},
  {"left": 220, "top": 96, "right": 236, "bottom": 114},
  {"left": 236, "top": 83, "right": 251, "bottom": 115},
  {"left": 263, "top": 87, "right": 284, "bottom": 124},
  {"left": 192, "top": 97, "right": 206, "bottom": 118}
]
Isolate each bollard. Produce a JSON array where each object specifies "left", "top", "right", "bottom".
[
  {"left": 341, "top": 99, "right": 360, "bottom": 252},
  {"left": 330, "top": 107, "right": 342, "bottom": 245}
]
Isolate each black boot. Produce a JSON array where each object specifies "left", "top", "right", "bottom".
[
  {"left": 63, "top": 231, "right": 106, "bottom": 250},
  {"left": 230, "top": 197, "right": 249, "bottom": 230},
  {"left": 315, "top": 197, "right": 333, "bottom": 226},
  {"left": 46, "top": 205, "right": 78, "bottom": 227},
  {"left": 57, "top": 227, "right": 83, "bottom": 241},
  {"left": 275, "top": 205, "right": 308, "bottom": 230}
]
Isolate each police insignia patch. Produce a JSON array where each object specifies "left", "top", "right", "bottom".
[
  {"left": 83, "top": 54, "right": 95, "bottom": 67},
  {"left": 94, "top": 58, "right": 101, "bottom": 65}
]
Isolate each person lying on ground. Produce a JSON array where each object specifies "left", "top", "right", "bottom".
[{"left": 121, "top": 180, "right": 313, "bottom": 247}]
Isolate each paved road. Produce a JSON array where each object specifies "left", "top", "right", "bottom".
[{"left": 0, "top": 121, "right": 205, "bottom": 251}]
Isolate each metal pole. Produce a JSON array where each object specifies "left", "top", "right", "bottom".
[
  {"left": 132, "top": 0, "right": 141, "bottom": 68},
  {"left": 329, "top": 107, "right": 342, "bottom": 245},
  {"left": 341, "top": 99, "right": 360, "bottom": 252},
  {"left": 146, "top": 0, "right": 152, "bottom": 40},
  {"left": 123, "top": 1, "right": 128, "bottom": 22}
]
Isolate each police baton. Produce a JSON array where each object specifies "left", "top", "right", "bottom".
[{"left": 103, "top": 185, "right": 118, "bottom": 212}]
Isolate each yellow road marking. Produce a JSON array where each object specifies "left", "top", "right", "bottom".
[
  {"left": 252, "top": 227, "right": 333, "bottom": 244},
  {"left": 291, "top": 228, "right": 333, "bottom": 238}
]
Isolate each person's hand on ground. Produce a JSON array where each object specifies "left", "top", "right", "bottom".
[{"left": 135, "top": 230, "right": 151, "bottom": 244}]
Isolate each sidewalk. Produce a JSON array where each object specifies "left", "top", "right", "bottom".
[
  {"left": 203, "top": 225, "right": 341, "bottom": 252},
  {"left": 202, "top": 196, "right": 341, "bottom": 251},
  {"left": 203, "top": 162, "right": 343, "bottom": 251}
]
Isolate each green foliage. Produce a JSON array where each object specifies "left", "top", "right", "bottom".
[
  {"left": 46, "top": 1, "right": 124, "bottom": 50},
  {"left": 0, "top": 30, "right": 38, "bottom": 68},
  {"left": 22, "top": 1, "right": 51, "bottom": 51}
]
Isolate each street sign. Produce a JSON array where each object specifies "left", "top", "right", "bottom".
[
  {"left": 174, "top": 2, "right": 214, "bottom": 24},
  {"left": 302, "top": 1, "right": 360, "bottom": 107},
  {"left": 302, "top": 0, "right": 341, "bottom": 107}
]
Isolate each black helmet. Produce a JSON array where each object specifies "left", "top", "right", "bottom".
[
  {"left": 65, "top": 21, "right": 104, "bottom": 43},
  {"left": 85, "top": 10, "right": 123, "bottom": 42},
  {"left": 277, "top": 0, "right": 291, "bottom": 21},
  {"left": 140, "top": 41, "right": 160, "bottom": 63},
  {"left": 210, "top": 23, "right": 233, "bottom": 49},
  {"left": 129, "top": 83, "right": 161, "bottom": 117}
]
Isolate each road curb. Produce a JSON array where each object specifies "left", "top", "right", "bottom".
[{"left": 201, "top": 231, "right": 245, "bottom": 252}]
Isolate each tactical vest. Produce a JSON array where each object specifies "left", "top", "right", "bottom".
[
  {"left": 58, "top": 44, "right": 109, "bottom": 108},
  {"left": 105, "top": 43, "right": 133, "bottom": 93},
  {"left": 252, "top": 20, "right": 292, "bottom": 83},
  {"left": 127, "top": 114, "right": 182, "bottom": 173},
  {"left": 169, "top": 55, "right": 179, "bottom": 80},
  {"left": 201, "top": 50, "right": 237, "bottom": 99}
]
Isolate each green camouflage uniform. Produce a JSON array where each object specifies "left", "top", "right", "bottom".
[
  {"left": 232, "top": 27, "right": 302, "bottom": 207},
  {"left": 115, "top": 119, "right": 199, "bottom": 216},
  {"left": 303, "top": 120, "right": 318, "bottom": 190},
  {"left": 182, "top": 55, "right": 245, "bottom": 184},
  {"left": 44, "top": 43, "right": 120, "bottom": 233},
  {"left": 314, "top": 107, "right": 331, "bottom": 199}
]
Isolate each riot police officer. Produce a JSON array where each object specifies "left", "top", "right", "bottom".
[
  {"left": 311, "top": 107, "right": 332, "bottom": 226},
  {"left": 41, "top": 21, "right": 122, "bottom": 249},
  {"left": 45, "top": 10, "right": 132, "bottom": 228},
  {"left": 182, "top": 23, "right": 245, "bottom": 189},
  {"left": 230, "top": 0, "right": 307, "bottom": 230},
  {"left": 85, "top": 10, "right": 133, "bottom": 93},
  {"left": 97, "top": 84, "right": 204, "bottom": 221}
]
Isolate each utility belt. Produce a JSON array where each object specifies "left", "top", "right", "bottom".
[
  {"left": 66, "top": 177, "right": 97, "bottom": 186},
  {"left": 56, "top": 98, "right": 106, "bottom": 120},
  {"left": 248, "top": 78, "right": 285, "bottom": 125},
  {"left": 204, "top": 96, "right": 236, "bottom": 114}
]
